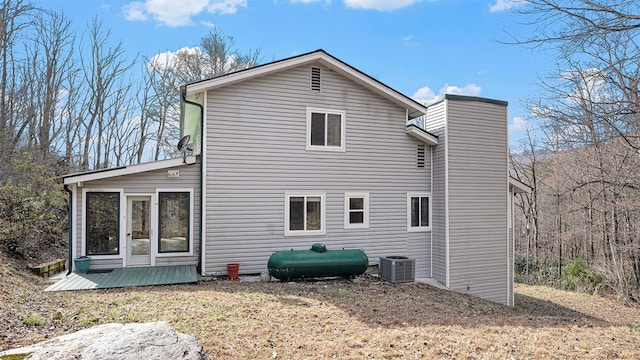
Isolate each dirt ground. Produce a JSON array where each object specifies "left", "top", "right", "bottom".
[{"left": 2, "top": 257, "right": 639, "bottom": 359}]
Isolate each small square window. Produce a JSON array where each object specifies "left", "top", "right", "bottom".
[
  {"left": 345, "top": 192, "right": 369, "bottom": 229},
  {"left": 306, "top": 107, "right": 345, "bottom": 152}
]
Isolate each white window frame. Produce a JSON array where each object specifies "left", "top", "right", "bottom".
[
  {"left": 81, "top": 188, "right": 125, "bottom": 260},
  {"left": 155, "top": 188, "right": 194, "bottom": 257},
  {"left": 305, "top": 107, "right": 346, "bottom": 152},
  {"left": 344, "top": 192, "right": 369, "bottom": 229},
  {"left": 407, "top": 192, "right": 432, "bottom": 232},
  {"left": 284, "top": 191, "right": 326, "bottom": 236}
]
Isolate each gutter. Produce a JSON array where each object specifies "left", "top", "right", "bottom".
[
  {"left": 181, "top": 86, "right": 204, "bottom": 274},
  {"left": 63, "top": 184, "right": 73, "bottom": 275}
]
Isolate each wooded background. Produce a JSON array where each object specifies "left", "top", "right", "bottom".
[{"left": 509, "top": 1, "right": 640, "bottom": 302}]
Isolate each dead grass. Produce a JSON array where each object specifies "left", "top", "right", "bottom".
[{"left": 2, "top": 260, "right": 640, "bottom": 359}]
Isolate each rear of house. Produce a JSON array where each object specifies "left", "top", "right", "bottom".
[
  {"left": 63, "top": 50, "right": 526, "bottom": 305},
  {"left": 191, "top": 53, "right": 435, "bottom": 279}
]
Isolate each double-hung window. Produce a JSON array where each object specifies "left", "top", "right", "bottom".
[
  {"left": 344, "top": 192, "right": 369, "bottom": 229},
  {"left": 407, "top": 192, "right": 431, "bottom": 232},
  {"left": 285, "top": 192, "right": 326, "bottom": 236},
  {"left": 306, "top": 107, "right": 345, "bottom": 151}
]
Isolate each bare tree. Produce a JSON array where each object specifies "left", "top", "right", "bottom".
[
  {"left": 78, "top": 17, "right": 133, "bottom": 170},
  {"left": 0, "top": 0, "right": 35, "bottom": 162},
  {"left": 24, "top": 10, "right": 75, "bottom": 161},
  {"left": 509, "top": 1, "right": 640, "bottom": 300},
  {"left": 144, "top": 29, "right": 261, "bottom": 160}
]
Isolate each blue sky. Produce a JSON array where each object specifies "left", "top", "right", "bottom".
[{"left": 36, "top": 0, "right": 548, "bottom": 146}]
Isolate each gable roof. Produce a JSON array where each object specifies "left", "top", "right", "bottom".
[{"left": 185, "top": 49, "right": 429, "bottom": 119}]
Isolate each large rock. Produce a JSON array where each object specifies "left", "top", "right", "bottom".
[{"left": 0, "top": 321, "right": 207, "bottom": 360}]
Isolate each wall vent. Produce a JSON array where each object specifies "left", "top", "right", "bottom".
[
  {"left": 417, "top": 144, "right": 425, "bottom": 168},
  {"left": 311, "top": 67, "right": 321, "bottom": 92},
  {"left": 379, "top": 256, "right": 415, "bottom": 283}
]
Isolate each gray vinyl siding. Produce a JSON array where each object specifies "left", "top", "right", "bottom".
[
  {"left": 204, "top": 64, "right": 432, "bottom": 276},
  {"left": 445, "top": 99, "right": 509, "bottom": 304},
  {"left": 424, "top": 101, "right": 447, "bottom": 284},
  {"left": 72, "top": 162, "right": 201, "bottom": 270}
]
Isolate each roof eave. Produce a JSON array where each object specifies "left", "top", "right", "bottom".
[
  {"left": 63, "top": 156, "right": 197, "bottom": 185},
  {"left": 406, "top": 125, "right": 438, "bottom": 146},
  {"left": 509, "top": 177, "right": 532, "bottom": 193},
  {"left": 186, "top": 50, "right": 428, "bottom": 119}
]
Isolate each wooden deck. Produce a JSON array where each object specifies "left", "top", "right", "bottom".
[{"left": 44, "top": 265, "right": 198, "bottom": 292}]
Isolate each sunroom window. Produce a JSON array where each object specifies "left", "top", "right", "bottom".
[
  {"left": 158, "top": 192, "right": 190, "bottom": 253},
  {"left": 86, "top": 192, "right": 120, "bottom": 255}
]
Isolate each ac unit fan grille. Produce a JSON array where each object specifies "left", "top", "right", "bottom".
[{"left": 379, "top": 256, "right": 415, "bottom": 283}]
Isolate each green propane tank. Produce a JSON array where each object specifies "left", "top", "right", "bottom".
[{"left": 268, "top": 243, "right": 368, "bottom": 281}]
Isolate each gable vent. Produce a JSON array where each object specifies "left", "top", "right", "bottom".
[
  {"left": 311, "top": 67, "right": 321, "bottom": 92},
  {"left": 417, "top": 144, "right": 425, "bottom": 168}
]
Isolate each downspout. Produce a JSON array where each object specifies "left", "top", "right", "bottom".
[
  {"left": 181, "top": 86, "right": 204, "bottom": 274},
  {"left": 63, "top": 184, "right": 73, "bottom": 275}
]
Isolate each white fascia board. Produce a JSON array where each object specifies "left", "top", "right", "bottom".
[
  {"left": 185, "top": 52, "right": 323, "bottom": 94},
  {"left": 509, "top": 177, "right": 532, "bottom": 193},
  {"left": 406, "top": 126, "right": 438, "bottom": 146},
  {"left": 63, "top": 156, "right": 197, "bottom": 185},
  {"left": 186, "top": 50, "right": 428, "bottom": 119}
]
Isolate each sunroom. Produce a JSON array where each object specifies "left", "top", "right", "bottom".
[{"left": 63, "top": 157, "right": 201, "bottom": 272}]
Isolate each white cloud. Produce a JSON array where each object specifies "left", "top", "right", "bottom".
[
  {"left": 123, "top": 2, "right": 148, "bottom": 21},
  {"left": 489, "top": 0, "right": 526, "bottom": 13},
  {"left": 123, "top": 0, "right": 247, "bottom": 27},
  {"left": 148, "top": 47, "right": 203, "bottom": 69},
  {"left": 412, "top": 86, "right": 437, "bottom": 104},
  {"left": 442, "top": 83, "right": 482, "bottom": 96},
  {"left": 344, "top": 0, "right": 423, "bottom": 11},
  {"left": 412, "top": 83, "right": 482, "bottom": 104},
  {"left": 509, "top": 116, "right": 527, "bottom": 132}
]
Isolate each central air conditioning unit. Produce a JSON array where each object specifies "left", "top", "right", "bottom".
[{"left": 379, "top": 256, "right": 415, "bottom": 283}]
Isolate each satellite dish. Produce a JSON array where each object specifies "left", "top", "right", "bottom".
[
  {"left": 177, "top": 135, "right": 193, "bottom": 163},
  {"left": 177, "top": 135, "right": 191, "bottom": 151}
]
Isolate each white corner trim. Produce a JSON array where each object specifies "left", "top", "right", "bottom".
[
  {"left": 444, "top": 99, "right": 450, "bottom": 288},
  {"left": 200, "top": 90, "right": 208, "bottom": 276}
]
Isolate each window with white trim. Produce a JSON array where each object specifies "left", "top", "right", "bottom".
[
  {"left": 306, "top": 107, "right": 345, "bottom": 152},
  {"left": 407, "top": 192, "right": 431, "bottom": 232},
  {"left": 344, "top": 192, "right": 369, "bottom": 229},
  {"left": 86, "top": 192, "right": 120, "bottom": 255},
  {"left": 285, "top": 192, "right": 326, "bottom": 236},
  {"left": 158, "top": 192, "right": 190, "bottom": 253}
]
